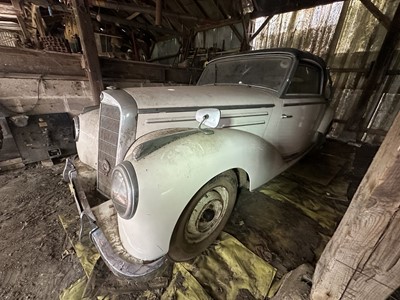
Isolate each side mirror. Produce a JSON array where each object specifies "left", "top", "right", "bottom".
[{"left": 195, "top": 108, "right": 221, "bottom": 128}]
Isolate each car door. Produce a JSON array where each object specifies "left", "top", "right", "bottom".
[{"left": 273, "top": 61, "right": 327, "bottom": 158}]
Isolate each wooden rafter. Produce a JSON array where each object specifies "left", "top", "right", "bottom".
[
  {"left": 95, "top": 12, "right": 181, "bottom": 36},
  {"left": 210, "top": 0, "right": 243, "bottom": 42},
  {"left": 0, "top": 3, "right": 17, "bottom": 15},
  {"left": 359, "top": 0, "right": 390, "bottom": 30},
  {"left": 195, "top": 18, "right": 241, "bottom": 33},
  {"left": 89, "top": 0, "right": 213, "bottom": 24},
  {"left": 191, "top": 0, "right": 208, "bottom": 19},
  {"left": 249, "top": 15, "right": 273, "bottom": 42}
]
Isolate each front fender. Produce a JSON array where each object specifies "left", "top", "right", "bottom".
[{"left": 117, "top": 129, "right": 287, "bottom": 261}]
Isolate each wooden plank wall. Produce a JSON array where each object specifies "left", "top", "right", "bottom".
[
  {"left": 0, "top": 46, "right": 202, "bottom": 83},
  {"left": 311, "top": 110, "right": 400, "bottom": 299}
]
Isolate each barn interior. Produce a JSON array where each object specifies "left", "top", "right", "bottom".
[{"left": 0, "top": 0, "right": 399, "bottom": 299}]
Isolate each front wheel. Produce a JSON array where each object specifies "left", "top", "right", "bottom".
[{"left": 168, "top": 170, "right": 238, "bottom": 261}]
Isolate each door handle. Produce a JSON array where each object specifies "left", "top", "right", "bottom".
[{"left": 281, "top": 114, "right": 293, "bottom": 119}]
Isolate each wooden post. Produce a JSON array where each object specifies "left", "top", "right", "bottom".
[
  {"left": 311, "top": 110, "right": 400, "bottom": 299},
  {"left": 240, "top": 14, "right": 250, "bottom": 51},
  {"left": 71, "top": 0, "right": 103, "bottom": 105},
  {"left": 155, "top": 0, "right": 162, "bottom": 26}
]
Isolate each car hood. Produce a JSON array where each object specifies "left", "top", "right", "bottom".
[{"left": 123, "top": 85, "right": 278, "bottom": 111}]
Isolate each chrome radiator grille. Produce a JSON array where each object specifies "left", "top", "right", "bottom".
[{"left": 98, "top": 104, "right": 120, "bottom": 196}]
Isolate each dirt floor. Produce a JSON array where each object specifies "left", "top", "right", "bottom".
[
  {"left": 0, "top": 140, "right": 381, "bottom": 299},
  {"left": 0, "top": 163, "right": 84, "bottom": 299}
]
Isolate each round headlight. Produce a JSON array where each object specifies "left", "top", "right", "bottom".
[
  {"left": 73, "top": 116, "right": 80, "bottom": 142},
  {"left": 111, "top": 161, "right": 138, "bottom": 219}
]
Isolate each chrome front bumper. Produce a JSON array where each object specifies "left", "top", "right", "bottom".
[{"left": 63, "top": 158, "right": 166, "bottom": 279}]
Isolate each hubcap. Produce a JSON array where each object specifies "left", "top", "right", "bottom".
[{"left": 185, "top": 186, "right": 229, "bottom": 244}]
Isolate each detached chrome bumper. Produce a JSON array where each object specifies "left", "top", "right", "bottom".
[{"left": 63, "top": 158, "right": 166, "bottom": 279}]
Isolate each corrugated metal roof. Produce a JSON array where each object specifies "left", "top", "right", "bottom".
[
  {"left": 251, "top": 3, "right": 343, "bottom": 59},
  {"left": 252, "top": 0, "right": 400, "bottom": 144}
]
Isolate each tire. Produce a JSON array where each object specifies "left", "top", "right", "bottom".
[{"left": 168, "top": 170, "right": 238, "bottom": 262}]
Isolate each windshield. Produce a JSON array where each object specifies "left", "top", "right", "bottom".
[{"left": 198, "top": 55, "right": 292, "bottom": 91}]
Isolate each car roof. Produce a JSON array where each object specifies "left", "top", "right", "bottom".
[{"left": 209, "top": 48, "right": 327, "bottom": 69}]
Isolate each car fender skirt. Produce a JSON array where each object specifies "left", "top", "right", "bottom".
[{"left": 90, "top": 227, "right": 166, "bottom": 278}]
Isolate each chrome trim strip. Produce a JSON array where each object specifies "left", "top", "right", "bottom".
[
  {"left": 222, "top": 112, "right": 269, "bottom": 118},
  {"left": 138, "top": 104, "right": 275, "bottom": 114},
  {"left": 146, "top": 117, "right": 195, "bottom": 124},
  {"left": 145, "top": 112, "right": 270, "bottom": 124},
  {"left": 283, "top": 101, "right": 326, "bottom": 107},
  {"left": 221, "top": 121, "right": 266, "bottom": 128}
]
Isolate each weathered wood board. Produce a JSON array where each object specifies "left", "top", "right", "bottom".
[{"left": 311, "top": 111, "right": 400, "bottom": 299}]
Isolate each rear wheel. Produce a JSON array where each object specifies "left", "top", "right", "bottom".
[{"left": 168, "top": 170, "right": 238, "bottom": 261}]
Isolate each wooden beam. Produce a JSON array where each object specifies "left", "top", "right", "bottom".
[
  {"left": 0, "top": 46, "right": 200, "bottom": 84},
  {"left": 0, "top": 13, "right": 17, "bottom": 19},
  {"left": 240, "top": 14, "right": 250, "bottom": 51},
  {"left": 95, "top": 13, "right": 180, "bottom": 36},
  {"left": 32, "top": 4, "right": 46, "bottom": 37},
  {"left": 100, "top": 57, "right": 202, "bottom": 83},
  {"left": 207, "top": 0, "right": 241, "bottom": 41},
  {"left": 0, "top": 3, "right": 17, "bottom": 15},
  {"left": 311, "top": 110, "right": 400, "bottom": 300},
  {"left": 195, "top": 18, "right": 241, "bottom": 33},
  {"left": 0, "top": 20, "right": 20, "bottom": 31},
  {"left": 89, "top": 0, "right": 213, "bottom": 24},
  {"left": 126, "top": 12, "right": 140, "bottom": 21},
  {"left": 10, "top": 0, "right": 23, "bottom": 14},
  {"left": 360, "top": 0, "right": 391, "bottom": 30},
  {"left": 249, "top": 15, "right": 272, "bottom": 42},
  {"left": 347, "top": 2, "right": 400, "bottom": 138},
  {"left": 0, "top": 46, "right": 85, "bottom": 77},
  {"left": 155, "top": 0, "right": 162, "bottom": 26},
  {"left": 229, "top": 24, "right": 242, "bottom": 42},
  {"left": 11, "top": 0, "right": 31, "bottom": 42},
  {"left": 0, "top": 16, "right": 17, "bottom": 22},
  {"left": 71, "top": 0, "right": 103, "bottom": 105}
]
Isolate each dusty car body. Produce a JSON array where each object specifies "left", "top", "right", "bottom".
[{"left": 65, "top": 48, "right": 333, "bottom": 278}]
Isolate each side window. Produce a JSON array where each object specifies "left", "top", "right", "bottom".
[{"left": 286, "top": 63, "right": 321, "bottom": 95}]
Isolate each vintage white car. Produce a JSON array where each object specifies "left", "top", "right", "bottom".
[{"left": 64, "top": 48, "right": 333, "bottom": 278}]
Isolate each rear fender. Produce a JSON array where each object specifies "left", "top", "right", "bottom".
[{"left": 118, "top": 128, "right": 287, "bottom": 261}]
